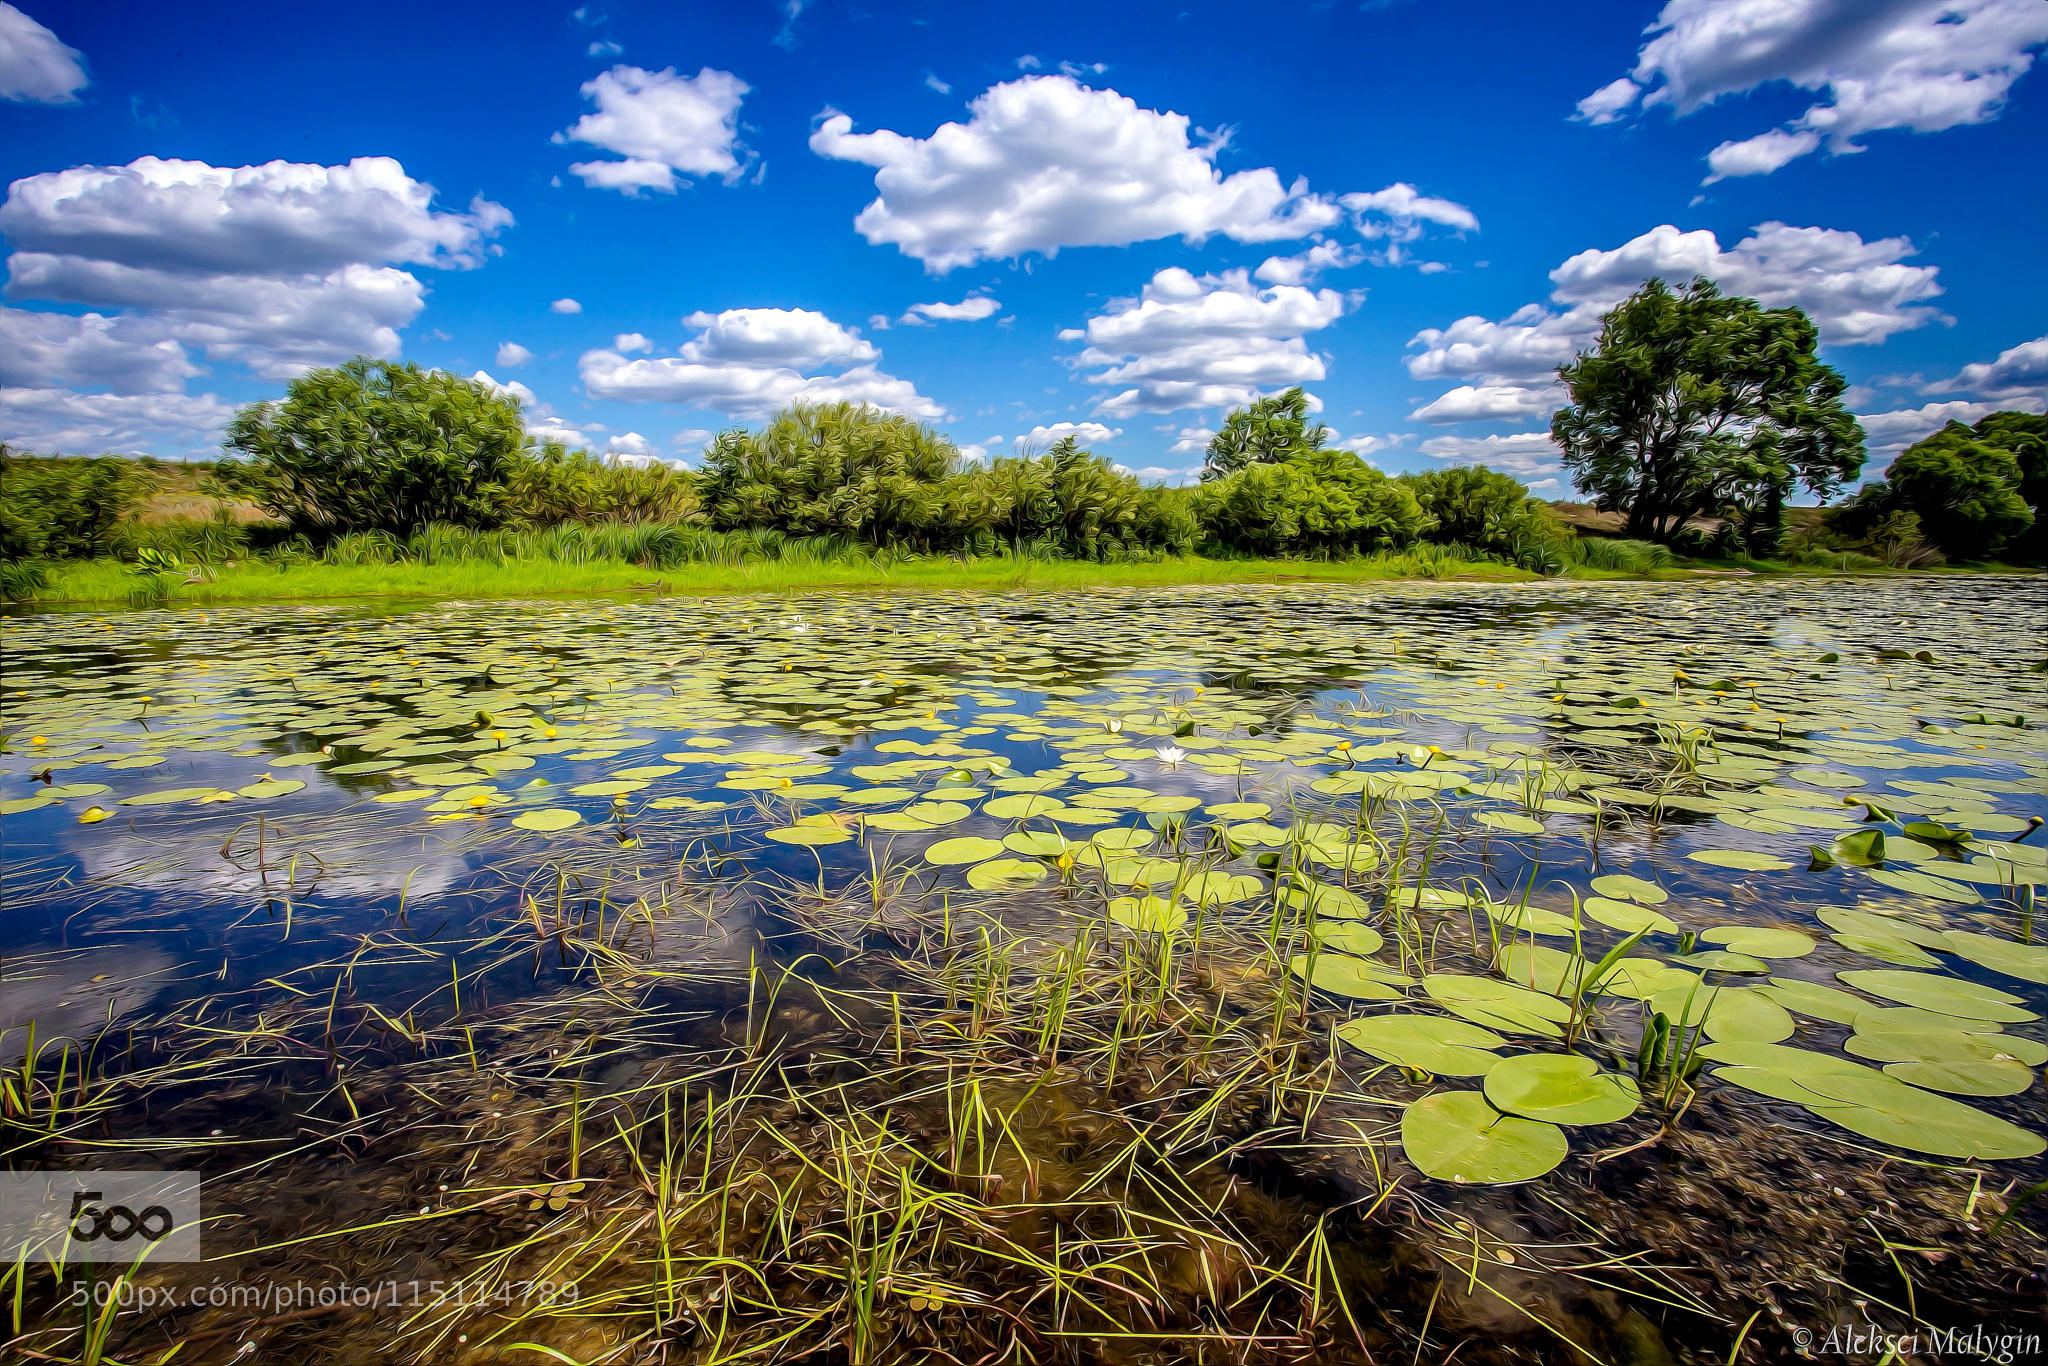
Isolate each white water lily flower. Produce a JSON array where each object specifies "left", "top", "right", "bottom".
[{"left": 1155, "top": 745, "right": 1186, "bottom": 766}]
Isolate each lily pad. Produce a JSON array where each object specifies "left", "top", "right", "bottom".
[
  {"left": 966, "top": 858, "right": 1048, "bottom": 891},
  {"left": 1400, "top": 1091, "right": 1567, "bottom": 1184},
  {"left": 1836, "top": 970, "right": 2034, "bottom": 1024},
  {"left": 925, "top": 836, "right": 1008, "bottom": 865},
  {"left": 1336, "top": 1014, "right": 1509, "bottom": 1076},
  {"left": 1483, "top": 1053, "right": 1640, "bottom": 1125},
  {"left": 512, "top": 808, "right": 583, "bottom": 833},
  {"left": 1423, "top": 974, "right": 1570, "bottom": 1037},
  {"left": 1290, "top": 953, "right": 1412, "bottom": 1001}
]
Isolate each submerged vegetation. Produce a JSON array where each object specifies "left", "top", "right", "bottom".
[{"left": 2, "top": 577, "right": 2044, "bottom": 1363}]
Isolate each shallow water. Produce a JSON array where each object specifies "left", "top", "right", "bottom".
[{"left": 3, "top": 576, "right": 2045, "bottom": 1363}]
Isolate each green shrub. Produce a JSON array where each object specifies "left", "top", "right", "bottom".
[
  {"left": 699, "top": 402, "right": 961, "bottom": 544},
  {"left": 1195, "top": 449, "right": 1428, "bottom": 557},
  {"left": 218, "top": 358, "right": 531, "bottom": 537},
  {"left": 506, "top": 445, "right": 700, "bottom": 526},
  {"left": 1883, "top": 425, "right": 2031, "bottom": 559},
  {"left": 1399, "top": 466, "right": 1559, "bottom": 557},
  {"left": 1, "top": 454, "right": 151, "bottom": 560},
  {"left": 1564, "top": 536, "right": 1677, "bottom": 574}
]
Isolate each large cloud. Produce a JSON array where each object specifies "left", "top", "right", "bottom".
[
  {"left": 1063, "top": 265, "right": 1349, "bottom": 418},
  {"left": 0, "top": 308, "right": 197, "bottom": 394},
  {"left": 0, "top": 387, "right": 234, "bottom": 456},
  {"left": 578, "top": 307, "right": 942, "bottom": 420},
  {"left": 0, "top": 3, "right": 87, "bottom": 104},
  {"left": 1405, "top": 221, "right": 1946, "bottom": 425},
  {"left": 1015, "top": 421, "right": 1120, "bottom": 449},
  {"left": 1417, "top": 431, "right": 1566, "bottom": 479},
  {"left": 557, "top": 65, "right": 752, "bottom": 194},
  {"left": 1, "top": 156, "right": 510, "bottom": 385},
  {"left": 1577, "top": 1, "right": 2048, "bottom": 180},
  {"left": 808, "top": 75, "right": 1342, "bottom": 271},
  {"left": 1934, "top": 333, "right": 2048, "bottom": 404}
]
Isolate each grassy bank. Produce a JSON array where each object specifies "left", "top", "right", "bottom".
[{"left": 21, "top": 549, "right": 1546, "bottom": 606}]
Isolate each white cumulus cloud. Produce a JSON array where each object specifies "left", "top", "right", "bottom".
[
  {"left": 495, "top": 341, "right": 533, "bottom": 367},
  {"left": 1065, "top": 265, "right": 1349, "bottom": 418},
  {"left": 900, "top": 296, "right": 1001, "bottom": 324},
  {"left": 0, "top": 3, "right": 87, "bottom": 104},
  {"left": 550, "top": 297, "right": 582, "bottom": 314},
  {"left": 0, "top": 309, "right": 197, "bottom": 394},
  {"left": 1932, "top": 333, "right": 2048, "bottom": 404},
  {"left": 1580, "top": 0, "right": 2048, "bottom": 180},
  {"left": 1015, "top": 421, "right": 1120, "bottom": 449},
  {"left": 1418, "top": 431, "right": 1565, "bottom": 479},
  {"left": 558, "top": 65, "right": 752, "bottom": 194},
  {"left": 1, "top": 387, "right": 234, "bottom": 456},
  {"left": 0, "top": 155, "right": 510, "bottom": 383},
  {"left": 809, "top": 75, "right": 1340, "bottom": 272},
  {"left": 578, "top": 306, "right": 940, "bottom": 420}
]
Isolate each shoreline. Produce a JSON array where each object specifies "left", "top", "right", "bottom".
[{"left": 7, "top": 552, "right": 2035, "bottom": 611}]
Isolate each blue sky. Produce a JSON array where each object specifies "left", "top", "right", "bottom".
[{"left": 3, "top": 0, "right": 2045, "bottom": 489}]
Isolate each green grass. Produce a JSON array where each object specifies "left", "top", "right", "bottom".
[{"left": 23, "top": 552, "right": 1540, "bottom": 606}]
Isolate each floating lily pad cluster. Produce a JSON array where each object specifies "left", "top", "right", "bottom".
[{"left": 2, "top": 578, "right": 2044, "bottom": 1178}]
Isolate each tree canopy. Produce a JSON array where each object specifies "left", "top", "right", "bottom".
[
  {"left": 1550, "top": 277, "right": 1864, "bottom": 546},
  {"left": 219, "top": 359, "right": 532, "bottom": 536},
  {"left": 1201, "top": 387, "right": 1329, "bottom": 481},
  {"left": 1836, "top": 414, "right": 2041, "bottom": 562}
]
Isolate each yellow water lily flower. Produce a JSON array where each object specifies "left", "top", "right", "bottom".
[
  {"left": 78, "top": 806, "right": 110, "bottom": 824},
  {"left": 29, "top": 736, "right": 48, "bottom": 745}
]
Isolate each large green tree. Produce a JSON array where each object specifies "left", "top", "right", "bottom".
[
  {"left": 219, "top": 358, "right": 531, "bottom": 536},
  {"left": 1874, "top": 420, "right": 2032, "bottom": 560},
  {"left": 1550, "top": 278, "right": 1864, "bottom": 545},
  {"left": 1970, "top": 411, "right": 2047, "bottom": 561},
  {"left": 1201, "top": 387, "right": 1329, "bottom": 480}
]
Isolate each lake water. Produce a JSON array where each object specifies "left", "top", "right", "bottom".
[{"left": 3, "top": 576, "right": 2044, "bottom": 1363}]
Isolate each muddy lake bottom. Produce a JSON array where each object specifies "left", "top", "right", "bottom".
[{"left": 2, "top": 576, "right": 2044, "bottom": 1365}]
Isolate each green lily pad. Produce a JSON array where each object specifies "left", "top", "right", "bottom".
[
  {"left": 1583, "top": 897, "right": 1678, "bottom": 934},
  {"left": 512, "top": 808, "right": 583, "bottom": 833},
  {"left": 1483, "top": 1053, "right": 1640, "bottom": 1125},
  {"left": 1107, "top": 895, "right": 1188, "bottom": 933},
  {"left": 1589, "top": 874, "right": 1668, "bottom": 905},
  {"left": 966, "top": 858, "right": 1048, "bottom": 891},
  {"left": 1476, "top": 811, "right": 1546, "bottom": 836},
  {"left": 1701, "top": 926, "right": 1815, "bottom": 959},
  {"left": 926, "top": 836, "right": 1008, "bottom": 865},
  {"left": 1687, "top": 849, "right": 1792, "bottom": 872},
  {"left": 1336, "top": 1014, "right": 1508, "bottom": 1076},
  {"left": 1400, "top": 1091, "right": 1567, "bottom": 1184},
  {"left": 1836, "top": 970, "right": 2034, "bottom": 1023},
  {"left": 1881, "top": 1059, "right": 2036, "bottom": 1097},
  {"left": 1290, "top": 953, "right": 1413, "bottom": 1001},
  {"left": 1758, "top": 977, "right": 1873, "bottom": 1025},
  {"left": 1941, "top": 931, "right": 2048, "bottom": 986},
  {"left": 1314, "top": 922, "right": 1386, "bottom": 956},
  {"left": 1423, "top": 975, "right": 1571, "bottom": 1037},
  {"left": 766, "top": 823, "right": 854, "bottom": 846}
]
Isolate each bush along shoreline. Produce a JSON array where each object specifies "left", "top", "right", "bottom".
[{"left": 5, "top": 279, "right": 2043, "bottom": 607}]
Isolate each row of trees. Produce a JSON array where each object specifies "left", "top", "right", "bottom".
[
  {"left": 13, "top": 276, "right": 2037, "bottom": 568},
  {"left": 195, "top": 363, "right": 1554, "bottom": 563}
]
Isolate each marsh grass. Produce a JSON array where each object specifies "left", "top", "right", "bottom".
[
  {"left": 7, "top": 767, "right": 2035, "bottom": 1366},
  {"left": 25, "top": 550, "right": 1541, "bottom": 608}
]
